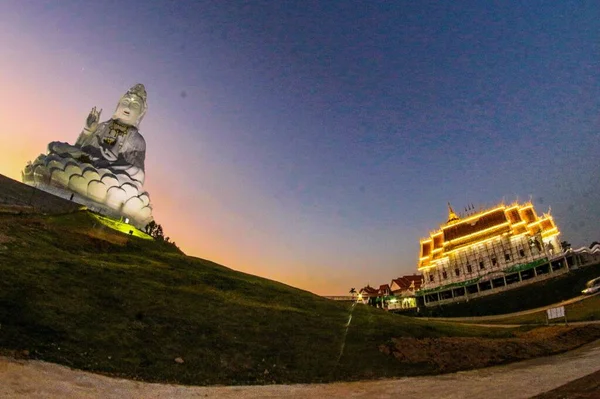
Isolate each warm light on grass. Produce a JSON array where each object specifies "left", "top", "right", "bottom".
[{"left": 89, "top": 212, "right": 153, "bottom": 240}]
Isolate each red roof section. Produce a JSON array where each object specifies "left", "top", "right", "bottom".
[
  {"left": 391, "top": 275, "right": 423, "bottom": 292},
  {"left": 378, "top": 284, "right": 391, "bottom": 295},
  {"left": 359, "top": 285, "right": 378, "bottom": 295}
]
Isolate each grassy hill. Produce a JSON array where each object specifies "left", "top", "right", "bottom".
[
  {"left": 0, "top": 174, "right": 81, "bottom": 214},
  {"left": 1, "top": 210, "right": 600, "bottom": 386}
]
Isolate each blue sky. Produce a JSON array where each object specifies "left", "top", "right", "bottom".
[{"left": 1, "top": 1, "right": 599, "bottom": 294}]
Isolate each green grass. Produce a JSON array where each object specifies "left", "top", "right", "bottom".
[
  {"left": 0, "top": 210, "right": 597, "bottom": 385},
  {"left": 88, "top": 212, "right": 153, "bottom": 240},
  {"left": 458, "top": 295, "right": 600, "bottom": 325},
  {"left": 564, "top": 294, "right": 600, "bottom": 321}
]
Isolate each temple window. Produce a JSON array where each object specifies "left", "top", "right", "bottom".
[
  {"left": 454, "top": 268, "right": 460, "bottom": 277},
  {"left": 504, "top": 253, "right": 511, "bottom": 261},
  {"left": 429, "top": 274, "right": 434, "bottom": 282},
  {"left": 519, "top": 248, "right": 525, "bottom": 257},
  {"left": 467, "top": 264, "right": 472, "bottom": 273},
  {"left": 479, "top": 260, "right": 485, "bottom": 270},
  {"left": 491, "top": 257, "right": 497, "bottom": 266},
  {"left": 442, "top": 271, "right": 448, "bottom": 280}
]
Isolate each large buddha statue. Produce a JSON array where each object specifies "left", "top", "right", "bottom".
[{"left": 22, "top": 84, "right": 153, "bottom": 228}]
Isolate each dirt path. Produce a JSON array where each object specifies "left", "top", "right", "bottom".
[{"left": 2, "top": 340, "right": 600, "bottom": 399}]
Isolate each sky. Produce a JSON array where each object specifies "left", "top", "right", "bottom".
[{"left": 0, "top": 1, "right": 598, "bottom": 295}]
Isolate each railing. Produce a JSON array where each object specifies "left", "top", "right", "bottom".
[{"left": 323, "top": 296, "right": 356, "bottom": 301}]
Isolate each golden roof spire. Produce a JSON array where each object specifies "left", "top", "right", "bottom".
[{"left": 447, "top": 202, "right": 460, "bottom": 224}]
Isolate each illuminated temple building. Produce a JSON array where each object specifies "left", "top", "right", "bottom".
[{"left": 417, "top": 202, "right": 576, "bottom": 306}]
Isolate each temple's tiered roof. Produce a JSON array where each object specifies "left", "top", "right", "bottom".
[{"left": 418, "top": 202, "right": 559, "bottom": 270}]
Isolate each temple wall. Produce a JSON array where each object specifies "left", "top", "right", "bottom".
[{"left": 421, "top": 233, "right": 561, "bottom": 291}]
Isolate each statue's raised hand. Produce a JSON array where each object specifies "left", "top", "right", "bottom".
[{"left": 85, "top": 106, "right": 102, "bottom": 133}]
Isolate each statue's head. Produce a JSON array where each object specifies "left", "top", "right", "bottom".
[{"left": 112, "top": 84, "right": 148, "bottom": 127}]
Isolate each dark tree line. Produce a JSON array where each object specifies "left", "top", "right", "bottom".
[
  {"left": 144, "top": 220, "right": 177, "bottom": 248},
  {"left": 145, "top": 220, "right": 163, "bottom": 239}
]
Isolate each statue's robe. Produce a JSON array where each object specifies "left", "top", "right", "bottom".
[{"left": 75, "top": 119, "right": 146, "bottom": 178}]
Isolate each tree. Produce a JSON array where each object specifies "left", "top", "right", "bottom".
[
  {"left": 349, "top": 288, "right": 356, "bottom": 297},
  {"left": 144, "top": 220, "right": 164, "bottom": 240},
  {"left": 590, "top": 241, "right": 600, "bottom": 248},
  {"left": 145, "top": 220, "right": 157, "bottom": 236},
  {"left": 143, "top": 220, "right": 181, "bottom": 252},
  {"left": 561, "top": 240, "right": 572, "bottom": 252},
  {"left": 154, "top": 224, "right": 164, "bottom": 240}
]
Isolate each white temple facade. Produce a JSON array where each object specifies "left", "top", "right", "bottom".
[{"left": 417, "top": 202, "right": 572, "bottom": 305}]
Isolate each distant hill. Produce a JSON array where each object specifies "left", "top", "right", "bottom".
[
  {"left": 0, "top": 173, "right": 80, "bottom": 214},
  {"left": 1, "top": 204, "right": 600, "bottom": 386}
]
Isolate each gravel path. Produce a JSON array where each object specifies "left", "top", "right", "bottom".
[{"left": 1, "top": 340, "right": 599, "bottom": 398}]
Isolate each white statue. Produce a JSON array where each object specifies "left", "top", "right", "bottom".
[{"left": 22, "top": 84, "right": 153, "bottom": 227}]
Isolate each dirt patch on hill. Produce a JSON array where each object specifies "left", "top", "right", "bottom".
[
  {"left": 0, "top": 230, "right": 14, "bottom": 249},
  {"left": 380, "top": 325, "right": 600, "bottom": 373},
  {"left": 0, "top": 233, "right": 13, "bottom": 244},
  {"left": 83, "top": 228, "right": 129, "bottom": 246},
  {"left": 0, "top": 204, "right": 35, "bottom": 214}
]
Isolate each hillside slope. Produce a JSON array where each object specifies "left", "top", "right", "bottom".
[
  {"left": 1, "top": 210, "right": 599, "bottom": 386},
  {"left": 0, "top": 174, "right": 81, "bottom": 214}
]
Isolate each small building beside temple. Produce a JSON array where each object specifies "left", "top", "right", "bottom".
[
  {"left": 416, "top": 201, "right": 577, "bottom": 306},
  {"left": 358, "top": 274, "right": 423, "bottom": 310},
  {"left": 357, "top": 285, "right": 379, "bottom": 306},
  {"left": 390, "top": 275, "right": 423, "bottom": 295}
]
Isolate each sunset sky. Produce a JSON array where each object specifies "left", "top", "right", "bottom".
[{"left": 1, "top": 1, "right": 598, "bottom": 295}]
